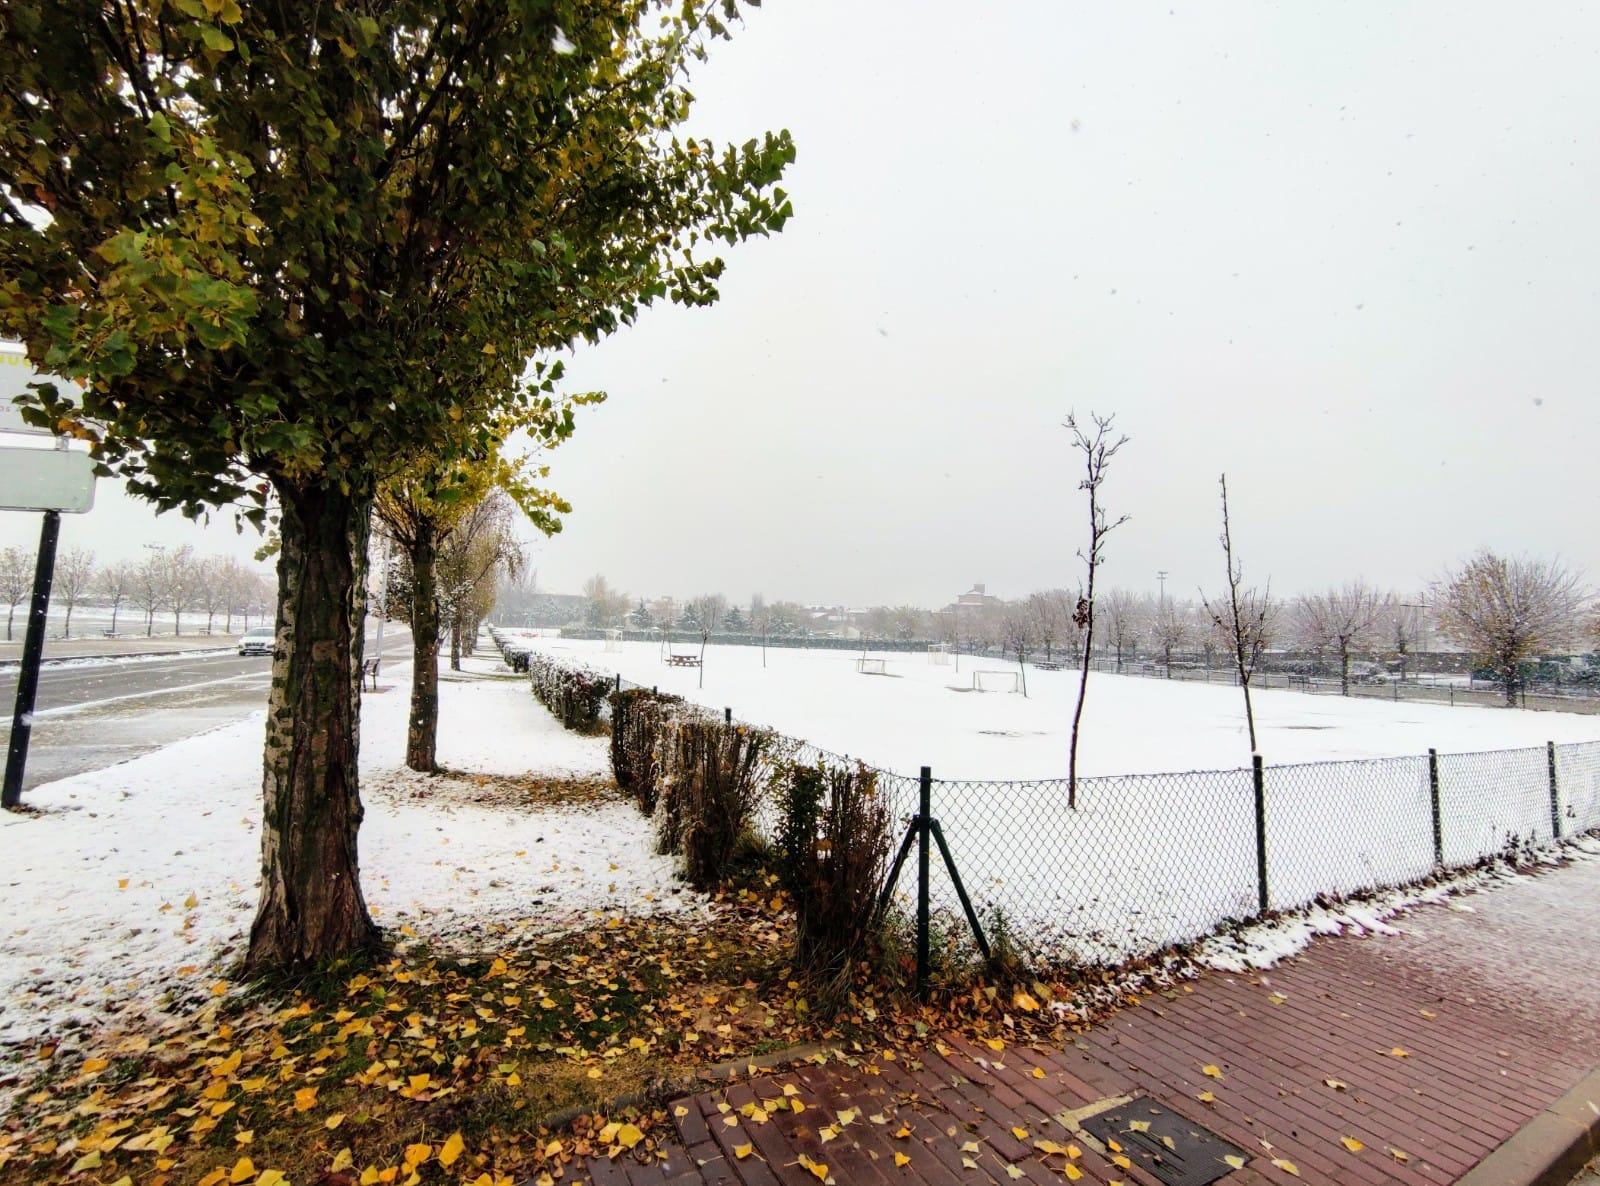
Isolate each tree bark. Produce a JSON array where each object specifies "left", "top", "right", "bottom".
[
  {"left": 406, "top": 521, "right": 440, "bottom": 772},
  {"left": 244, "top": 483, "right": 383, "bottom": 975},
  {"left": 449, "top": 615, "right": 461, "bottom": 671}
]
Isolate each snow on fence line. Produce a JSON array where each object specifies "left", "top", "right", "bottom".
[{"left": 489, "top": 631, "right": 1600, "bottom": 968}]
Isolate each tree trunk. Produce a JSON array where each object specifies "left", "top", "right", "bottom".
[
  {"left": 63, "top": 602, "right": 73, "bottom": 638},
  {"left": 244, "top": 483, "right": 382, "bottom": 975},
  {"left": 1339, "top": 647, "right": 1350, "bottom": 696},
  {"left": 449, "top": 616, "right": 461, "bottom": 671},
  {"left": 405, "top": 522, "right": 440, "bottom": 772},
  {"left": 110, "top": 600, "right": 120, "bottom": 633},
  {"left": 145, "top": 609, "right": 153, "bottom": 636},
  {"left": 173, "top": 610, "right": 181, "bottom": 635},
  {"left": 5, "top": 605, "right": 13, "bottom": 641}
]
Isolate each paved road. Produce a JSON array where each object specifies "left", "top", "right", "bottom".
[{"left": 0, "top": 627, "right": 413, "bottom": 793}]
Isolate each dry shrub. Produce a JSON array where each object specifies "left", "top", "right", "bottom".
[
  {"left": 776, "top": 759, "right": 892, "bottom": 980},
  {"left": 608, "top": 688, "right": 683, "bottom": 813}
]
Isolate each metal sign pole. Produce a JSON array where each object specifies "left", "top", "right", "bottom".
[{"left": 3, "top": 509, "right": 61, "bottom": 808}]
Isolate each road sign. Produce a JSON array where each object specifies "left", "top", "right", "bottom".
[
  {"left": 0, "top": 348, "right": 66, "bottom": 436},
  {"left": 0, "top": 445, "right": 96, "bottom": 513}
]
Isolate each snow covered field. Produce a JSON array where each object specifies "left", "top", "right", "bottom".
[
  {"left": 0, "top": 657, "right": 692, "bottom": 1080},
  {"left": 517, "top": 636, "right": 1600, "bottom": 778},
  {"left": 516, "top": 635, "right": 1600, "bottom": 961}
]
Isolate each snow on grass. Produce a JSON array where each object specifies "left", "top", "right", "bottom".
[
  {"left": 0, "top": 655, "right": 687, "bottom": 1069},
  {"left": 517, "top": 637, "right": 1600, "bottom": 779}
]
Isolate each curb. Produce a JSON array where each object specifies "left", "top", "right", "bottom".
[
  {"left": 1455, "top": 1064, "right": 1600, "bottom": 1186},
  {"left": 0, "top": 647, "right": 234, "bottom": 669}
]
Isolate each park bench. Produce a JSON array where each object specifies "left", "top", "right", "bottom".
[
  {"left": 1034, "top": 660, "right": 1063, "bottom": 671},
  {"left": 361, "top": 657, "right": 381, "bottom": 690},
  {"left": 665, "top": 654, "right": 700, "bottom": 667}
]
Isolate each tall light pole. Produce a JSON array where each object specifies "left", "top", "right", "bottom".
[{"left": 1156, "top": 570, "right": 1168, "bottom": 609}]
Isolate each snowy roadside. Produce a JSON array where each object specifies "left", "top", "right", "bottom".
[{"left": 0, "top": 654, "right": 693, "bottom": 1071}]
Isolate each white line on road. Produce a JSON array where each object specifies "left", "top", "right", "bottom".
[{"left": 29, "top": 671, "right": 273, "bottom": 720}]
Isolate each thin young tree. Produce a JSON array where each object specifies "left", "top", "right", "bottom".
[
  {"left": 1065, "top": 411, "right": 1130, "bottom": 809},
  {"left": 688, "top": 593, "right": 728, "bottom": 688},
  {"left": 1001, "top": 604, "right": 1033, "bottom": 697},
  {"left": 1432, "top": 551, "right": 1588, "bottom": 706},
  {"left": 161, "top": 546, "right": 200, "bottom": 636},
  {"left": 0, "top": 547, "right": 31, "bottom": 642},
  {"left": 1292, "top": 581, "right": 1392, "bottom": 695},
  {"left": 1151, "top": 595, "right": 1192, "bottom": 677},
  {"left": 1201, "top": 475, "right": 1274, "bottom": 753},
  {"left": 132, "top": 553, "right": 166, "bottom": 638},
  {"left": 97, "top": 560, "right": 133, "bottom": 636},
  {"left": 1099, "top": 588, "right": 1143, "bottom": 672},
  {"left": 51, "top": 548, "right": 96, "bottom": 639},
  {"left": 1027, "top": 589, "right": 1069, "bottom": 664}
]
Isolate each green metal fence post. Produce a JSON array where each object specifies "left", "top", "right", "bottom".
[
  {"left": 1252, "top": 753, "right": 1268, "bottom": 914},
  {"left": 917, "top": 766, "right": 932, "bottom": 1001},
  {"left": 1548, "top": 741, "right": 1561, "bottom": 839},
  {"left": 1428, "top": 748, "right": 1443, "bottom": 866}
]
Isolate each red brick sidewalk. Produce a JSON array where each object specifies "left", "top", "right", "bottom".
[{"left": 577, "top": 854, "right": 1600, "bottom": 1186}]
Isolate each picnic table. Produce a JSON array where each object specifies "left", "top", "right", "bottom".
[{"left": 665, "top": 654, "right": 701, "bottom": 667}]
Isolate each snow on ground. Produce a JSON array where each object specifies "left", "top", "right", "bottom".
[
  {"left": 0, "top": 655, "right": 689, "bottom": 1067},
  {"left": 520, "top": 637, "right": 1600, "bottom": 779}
]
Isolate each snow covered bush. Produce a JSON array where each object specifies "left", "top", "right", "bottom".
[
  {"left": 609, "top": 686, "right": 686, "bottom": 813},
  {"left": 528, "top": 654, "right": 612, "bottom": 733},
  {"left": 775, "top": 759, "right": 893, "bottom": 980}
]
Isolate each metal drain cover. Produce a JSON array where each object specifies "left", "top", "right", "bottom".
[{"left": 1081, "top": 1096, "right": 1247, "bottom": 1186}]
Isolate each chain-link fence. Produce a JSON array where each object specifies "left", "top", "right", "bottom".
[{"left": 499, "top": 634, "right": 1600, "bottom": 975}]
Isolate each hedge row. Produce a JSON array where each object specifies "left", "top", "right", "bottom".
[
  {"left": 534, "top": 654, "right": 895, "bottom": 977},
  {"left": 528, "top": 654, "right": 612, "bottom": 733}
]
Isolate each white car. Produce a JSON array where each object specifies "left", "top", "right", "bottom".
[{"left": 237, "top": 626, "right": 275, "bottom": 656}]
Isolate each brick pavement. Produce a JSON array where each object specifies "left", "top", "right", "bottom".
[{"left": 576, "top": 854, "right": 1600, "bottom": 1186}]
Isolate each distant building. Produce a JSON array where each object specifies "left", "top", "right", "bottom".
[{"left": 940, "top": 583, "right": 1001, "bottom": 616}]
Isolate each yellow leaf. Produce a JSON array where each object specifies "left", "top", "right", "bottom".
[
  {"left": 587, "top": 1067, "right": 603, "bottom": 1079},
  {"left": 1011, "top": 1126, "right": 1028, "bottom": 1140},
  {"left": 1389, "top": 1147, "right": 1411, "bottom": 1162},
  {"left": 404, "top": 1142, "right": 433, "bottom": 1167},
  {"left": 1112, "top": 1155, "right": 1132, "bottom": 1170},
  {"left": 1341, "top": 1136, "right": 1364, "bottom": 1153},
  {"left": 615, "top": 1124, "right": 644, "bottom": 1149},
  {"left": 1013, "top": 991, "right": 1040, "bottom": 1012},
  {"left": 1197, "top": 1091, "right": 1216, "bottom": 1103},
  {"left": 229, "top": 1159, "right": 256, "bottom": 1184},
  {"left": 325, "top": 1112, "right": 345, "bottom": 1130},
  {"left": 734, "top": 1144, "right": 753, "bottom": 1160},
  {"left": 257, "top": 1173, "right": 287, "bottom": 1186},
  {"left": 440, "top": 1132, "right": 466, "bottom": 1167},
  {"left": 894, "top": 1152, "right": 911, "bottom": 1168},
  {"left": 1224, "top": 1154, "right": 1246, "bottom": 1170},
  {"left": 70, "top": 1150, "right": 103, "bottom": 1172},
  {"left": 1004, "top": 1165, "right": 1023, "bottom": 1181},
  {"left": 1202, "top": 1064, "right": 1224, "bottom": 1079},
  {"left": 1064, "top": 1167, "right": 1082, "bottom": 1182},
  {"left": 293, "top": 1087, "right": 318, "bottom": 1112},
  {"left": 1128, "top": 1120, "right": 1150, "bottom": 1134},
  {"left": 961, "top": 1141, "right": 980, "bottom": 1153},
  {"left": 81, "top": 1057, "right": 109, "bottom": 1074},
  {"left": 331, "top": 1148, "right": 354, "bottom": 1173},
  {"left": 984, "top": 1038, "right": 1005, "bottom": 1052},
  {"left": 674, "top": 1105, "right": 689, "bottom": 1118},
  {"left": 198, "top": 1172, "right": 228, "bottom": 1186},
  {"left": 895, "top": 1125, "right": 913, "bottom": 1139},
  {"left": 1032, "top": 1067, "right": 1045, "bottom": 1079},
  {"left": 1390, "top": 1047, "right": 1409, "bottom": 1058},
  {"left": 961, "top": 1157, "right": 979, "bottom": 1170},
  {"left": 799, "top": 1154, "right": 829, "bottom": 1181},
  {"left": 408, "top": 1074, "right": 431, "bottom": 1092},
  {"left": 184, "top": 893, "right": 198, "bottom": 908},
  {"left": 1272, "top": 1158, "right": 1301, "bottom": 1176},
  {"left": 1324, "top": 1078, "right": 1348, "bottom": 1090}
]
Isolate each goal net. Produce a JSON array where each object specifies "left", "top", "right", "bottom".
[
  {"left": 972, "top": 669, "right": 1020, "bottom": 693},
  {"left": 604, "top": 629, "right": 623, "bottom": 653},
  {"left": 855, "top": 657, "right": 888, "bottom": 676},
  {"left": 928, "top": 642, "right": 951, "bottom": 666}
]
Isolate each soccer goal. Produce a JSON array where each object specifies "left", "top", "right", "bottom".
[
  {"left": 928, "top": 642, "right": 951, "bottom": 666},
  {"left": 603, "top": 628, "right": 623, "bottom": 653},
  {"left": 855, "top": 657, "right": 889, "bottom": 676},
  {"left": 972, "top": 669, "right": 1021, "bottom": 693}
]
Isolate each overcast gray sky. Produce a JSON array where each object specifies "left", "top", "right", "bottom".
[{"left": 5, "top": 1, "right": 1599, "bottom": 609}]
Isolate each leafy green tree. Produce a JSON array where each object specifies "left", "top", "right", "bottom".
[{"left": 0, "top": 0, "right": 793, "bottom": 972}]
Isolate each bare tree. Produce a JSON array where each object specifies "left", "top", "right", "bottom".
[
  {"left": 438, "top": 493, "right": 524, "bottom": 669},
  {"left": 48, "top": 548, "right": 95, "bottom": 639},
  {"left": 96, "top": 559, "right": 134, "bottom": 636},
  {"left": 161, "top": 545, "right": 201, "bottom": 635},
  {"left": 1065, "top": 411, "right": 1130, "bottom": 809},
  {"left": 1151, "top": 595, "right": 1193, "bottom": 677},
  {"left": 1099, "top": 588, "right": 1143, "bottom": 672},
  {"left": 1201, "top": 475, "right": 1273, "bottom": 754},
  {"left": 1292, "top": 580, "right": 1392, "bottom": 695},
  {"left": 1432, "top": 550, "right": 1589, "bottom": 706},
  {"left": 1000, "top": 603, "right": 1033, "bottom": 696},
  {"left": 1027, "top": 589, "right": 1071, "bottom": 664},
  {"left": 582, "top": 573, "right": 629, "bottom": 628},
  {"left": 687, "top": 593, "right": 727, "bottom": 688},
  {"left": 1, "top": 546, "right": 31, "bottom": 642},
  {"left": 131, "top": 552, "right": 166, "bottom": 637},
  {"left": 195, "top": 556, "right": 229, "bottom": 634}
]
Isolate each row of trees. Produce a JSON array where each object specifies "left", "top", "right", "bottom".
[
  {"left": 2, "top": 0, "right": 794, "bottom": 971},
  {"left": 0, "top": 544, "right": 274, "bottom": 641}
]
